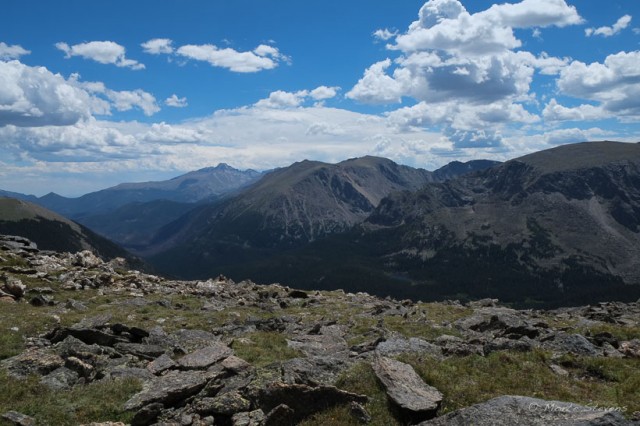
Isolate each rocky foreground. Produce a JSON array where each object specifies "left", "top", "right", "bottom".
[{"left": 0, "top": 235, "right": 639, "bottom": 425}]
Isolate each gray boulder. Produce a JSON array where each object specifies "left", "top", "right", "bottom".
[{"left": 372, "top": 356, "right": 443, "bottom": 423}]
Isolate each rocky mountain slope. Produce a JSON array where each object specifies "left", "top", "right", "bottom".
[
  {"left": 0, "top": 197, "right": 140, "bottom": 266},
  {"left": 356, "top": 141, "right": 640, "bottom": 305},
  {"left": 146, "top": 157, "right": 496, "bottom": 278},
  {"left": 0, "top": 235, "right": 638, "bottom": 425}
]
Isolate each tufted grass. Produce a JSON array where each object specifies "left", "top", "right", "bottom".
[{"left": 0, "top": 369, "right": 141, "bottom": 426}]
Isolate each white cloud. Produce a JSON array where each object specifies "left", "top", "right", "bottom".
[
  {"left": 0, "top": 42, "right": 30, "bottom": 60},
  {"left": 373, "top": 29, "right": 398, "bottom": 41},
  {"left": 309, "top": 86, "right": 339, "bottom": 101},
  {"left": 557, "top": 51, "right": 640, "bottom": 117},
  {"left": 71, "top": 76, "right": 160, "bottom": 116},
  {"left": 141, "top": 38, "right": 174, "bottom": 54},
  {"left": 165, "top": 94, "right": 188, "bottom": 108},
  {"left": 346, "top": 59, "right": 403, "bottom": 104},
  {"left": 255, "top": 90, "right": 309, "bottom": 108},
  {"left": 544, "top": 127, "right": 608, "bottom": 145},
  {"left": 255, "top": 86, "right": 340, "bottom": 108},
  {"left": 0, "top": 105, "right": 446, "bottom": 184},
  {"left": 347, "top": 0, "right": 586, "bottom": 149},
  {"left": 56, "top": 41, "right": 145, "bottom": 70},
  {"left": 0, "top": 60, "right": 160, "bottom": 128},
  {"left": 393, "top": 0, "right": 581, "bottom": 55},
  {"left": 542, "top": 99, "right": 607, "bottom": 122},
  {"left": 586, "top": 15, "right": 632, "bottom": 37},
  {"left": 0, "top": 60, "right": 93, "bottom": 127},
  {"left": 176, "top": 43, "right": 287, "bottom": 73},
  {"left": 106, "top": 90, "right": 160, "bottom": 116}
]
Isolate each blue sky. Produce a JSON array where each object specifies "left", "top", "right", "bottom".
[{"left": 1, "top": 0, "right": 639, "bottom": 196}]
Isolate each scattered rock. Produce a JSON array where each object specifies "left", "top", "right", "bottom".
[
  {"left": 349, "top": 401, "right": 372, "bottom": 424},
  {"left": 620, "top": 339, "right": 640, "bottom": 358},
  {"left": 549, "top": 364, "right": 569, "bottom": 377},
  {"left": 418, "top": 395, "right": 635, "bottom": 425},
  {"left": 372, "top": 356, "right": 443, "bottom": 423},
  {"left": 231, "top": 409, "right": 265, "bottom": 426},
  {"left": 2, "top": 274, "right": 26, "bottom": 298},
  {"left": 263, "top": 404, "right": 295, "bottom": 426},
  {"left": 257, "top": 382, "right": 367, "bottom": 424},
  {"left": 1, "top": 411, "right": 35, "bottom": 426},
  {"left": 131, "top": 402, "right": 164, "bottom": 426}
]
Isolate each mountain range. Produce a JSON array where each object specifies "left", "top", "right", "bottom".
[
  {"left": 144, "top": 156, "right": 498, "bottom": 269},
  {"left": 2, "top": 141, "right": 638, "bottom": 307},
  {"left": 148, "top": 141, "right": 640, "bottom": 307}
]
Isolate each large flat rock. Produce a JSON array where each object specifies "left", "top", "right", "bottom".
[
  {"left": 176, "top": 343, "right": 233, "bottom": 369},
  {"left": 124, "top": 369, "right": 217, "bottom": 411},
  {"left": 373, "top": 356, "right": 443, "bottom": 423},
  {"left": 419, "top": 395, "right": 634, "bottom": 425}
]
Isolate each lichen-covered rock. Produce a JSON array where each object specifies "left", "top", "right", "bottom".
[{"left": 192, "top": 391, "right": 251, "bottom": 416}]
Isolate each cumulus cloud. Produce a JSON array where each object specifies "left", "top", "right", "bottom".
[
  {"left": 373, "top": 29, "right": 398, "bottom": 41},
  {"left": 346, "top": 59, "right": 403, "bottom": 104},
  {"left": 0, "top": 42, "right": 30, "bottom": 60},
  {"left": 141, "top": 38, "right": 174, "bottom": 54},
  {"left": 106, "top": 90, "right": 160, "bottom": 116},
  {"left": 165, "top": 94, "right": 188, "bottom": 108},
  {"left": 176, "top": 43, "right": 288, "bottom": 73},
  {"left": 71, "top": 76, "right": 160, "bottom": 116},
  {"left": 0, "top": 60, "right": 93, "bottom": 127},
  {"left": 542, "top": 99, "right": 606, "bottom": 122},
  {"left": 350, "top": 0, "right": 581, "bottom": 105},
  {"left": 0, "top": 59, "right": 160, "bottom": 129},
  {"left": 255, "top": 86, "right": 340, "bottom": 109},
  {"left": 393, "top": 0, "right": 581, "bottom": 54},
  {"left": 309, "top": 86, "right": 339, "bottom": 101},
  {"left": 557, "top": 51, "right": 640, "bottom": 117},
  {"left": 347, "top": 0, "right": 586, "bottom": 149},
  {"left": 586, "top": 15, "right": 632, "bottom": 37},
  {"left": 544, "top": 127, "right": 608, "bottom": 145},
  {"left": 56, "top": 41, "right": 145, "bottom": 70}
]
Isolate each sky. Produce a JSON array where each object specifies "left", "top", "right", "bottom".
[{"left": 1, "top": 0, "right": 639, "bottom": 196}]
